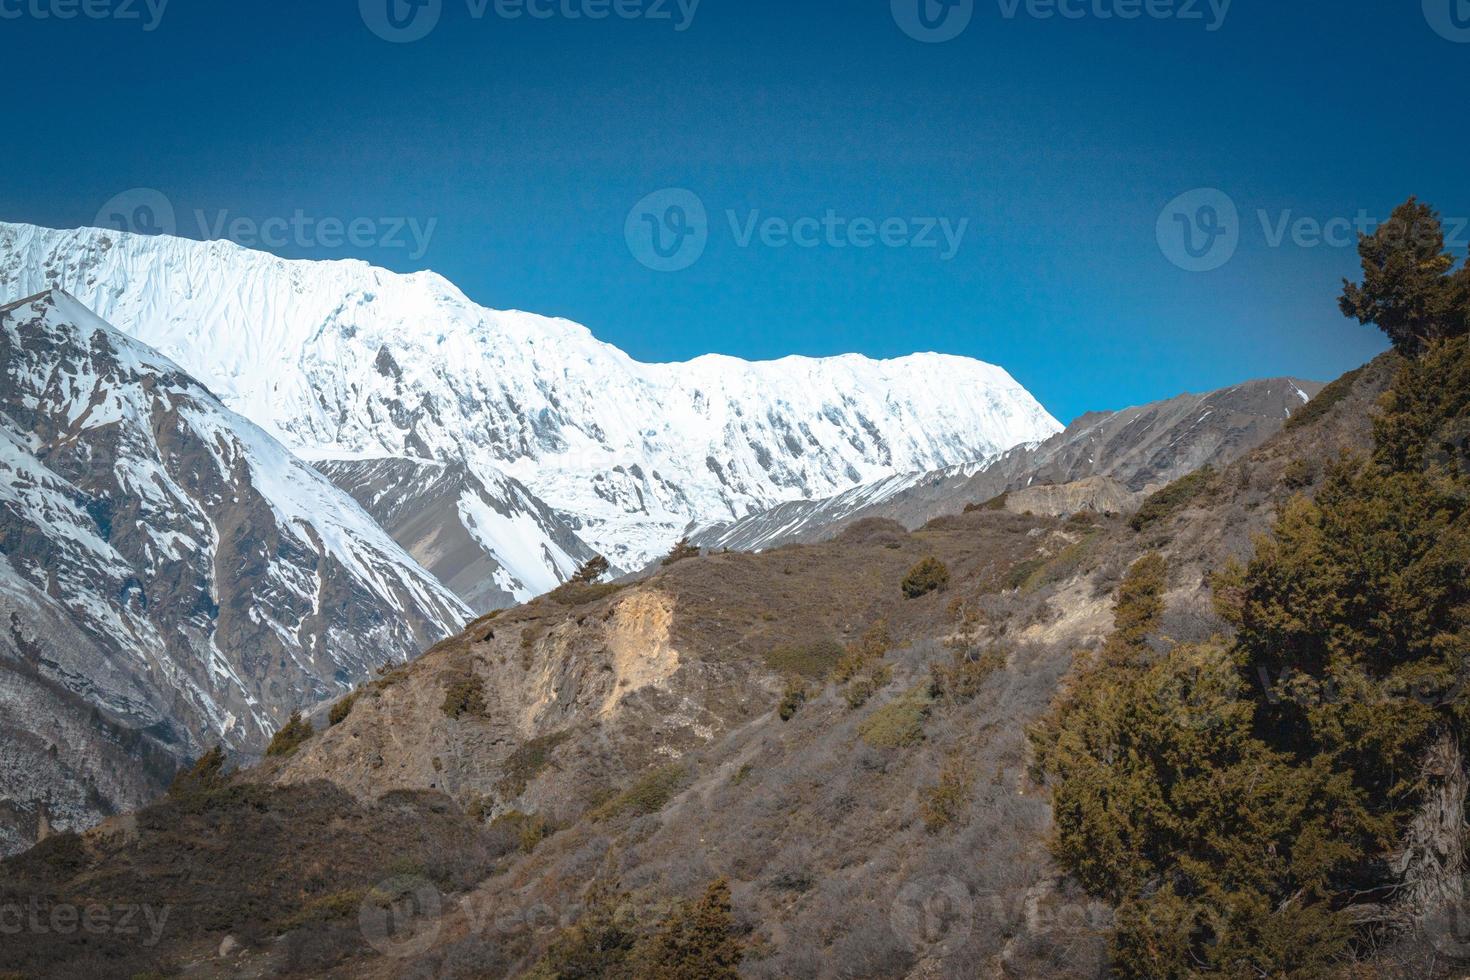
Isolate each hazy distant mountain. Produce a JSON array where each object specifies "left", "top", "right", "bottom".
[
  {"left": 691, "top": 377, "right": 1324, "bottom": 551},
  {"left": 0, "top": 222, "right": 1063, "bottom": 575},
  {"left": 0, "top": 290, "right": 469, "bottom": 852}
]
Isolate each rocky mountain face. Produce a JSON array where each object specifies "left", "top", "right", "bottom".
[
  {"left": 315, "top": 457, "right": 599, "bottom": 613},
  {"left": 0, "top": 222, "right": 1062, "bottom": 574},
  {"left": 691, "top": 377, "right": 1324, "bottom": 551},
  {"left": 0, "top": 355, "right": 1401, "bottom": 980},
  {"left": 0, "top": 290, "right": 469, "bottom": 854}
]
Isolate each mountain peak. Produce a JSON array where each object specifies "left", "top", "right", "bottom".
[{"left": 0, "top": 222, "right": 1062, "bottom": 571}]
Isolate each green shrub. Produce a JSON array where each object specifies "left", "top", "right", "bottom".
[
  {"left": 661, "top": 537, "right": 701, "bottom": 566},
  {"left": 570, "top": 554, "right": 610, "bottom": 584},
  {"left": 858, "top": 688, "right": 931, "bottom": 749},
  {"left": 527, "top": 883, "right": 637, "bottom": 979},
  {"left": 1129, "top": 467, "right": 1215, "bottom": 532},
  {"left": 1005, "top": 533, "right": 1099, "bottom": 593},
  {"left": 496, "top": 730, "right": 572, "bottom": 798},
  {"left": 593, "top": 764, "right": 687, "bottom": 821},
  {"left": 488, "top": 810, "right": 552, "bottom": 854},
  {"left": 901, "top": 556, "right": 950, "bottom": 598},
  {"left": 844, "top": 662, "right": 892, "bottom": 710},
  {"left": 1284, "top": 367, "right": 1363, "bottom": 431},
  {"left": 1002, "top": 554, "right": 1049, "bottom": 591},
  {"left": 1281, "top": 458, "right": 1315, "bottom": 489},
  {"left": 265, "top": 712, "right": 313, "bottom": 757},
  {"left": 276, "top": 888, "right": 367, "bottom": 930},
  {"left": 1032, "top": 333, "right": 1470, "bottom": 974},
  {"left": 547, "top": 580, "right": 624, "bottom": 606},
  {"left": 764, "top": 637, "right": 845, "bottom": 680},
  {"left": 832, "top": 620, "right": 891, "bottom": 683},
  {"left": 777, "top": 678, "right": 809, "bottom": 721},
  {"left": 963, "top": 492, "right": 1010, "bottom": 513},
  {"left": 629, "top": 878, "right": 743, "bottom": 979},
  {"left": 327, "top": 692, "right": 358, "bottom": 726},
  {"left": 929, "top": 646, "right": 1005, "bottom": 703},
  {"left": 168, "top": 745, "right": 227, "bottom": 797},
  {"left": 920, "top": 756, "right": 973, "bottom": 833},
  {"left": 441, "top": 675, "right": 488, "bottom": 719}
]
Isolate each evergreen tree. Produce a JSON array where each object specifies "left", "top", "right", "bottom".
[
  {"left": 1339, "top": 197, "right": 1469, "bottom": 356},
  {"left": 571, "top": 554, "right": 611, "bottom": 585}
]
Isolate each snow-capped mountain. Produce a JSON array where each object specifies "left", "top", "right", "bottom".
[
  {"left": 691, "top": 377, "right": 1325, "bottom": 551},
  {"left": 316, "top": 456, "right": 597, "bottom": 612},
  {"left": 0, "top": 222, "right": 1062, "bottom": 573},
  {"left": 0, "top": 289, "right": 469, "bottom": 851}
]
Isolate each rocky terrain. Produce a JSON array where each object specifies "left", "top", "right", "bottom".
[
  {"left": 316, "top": 457, "right": 599, "bottom": 614},
  {"left": 0, "top": 348, "right": 1412, "bottom": 979},
  {"left": 0, "top": 290, "right": 469, "bottom": 854},
  {"left": 692, "top": 377, "right": 1323, "bottom": 552}
]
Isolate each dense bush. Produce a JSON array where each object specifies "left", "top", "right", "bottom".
[
  {"left": 487, "top": 810, "right": 552, "bottom": 854},
  {"left": 265, "top": 712, "right": 314, "bottom": 757},
  {"left": 777, "top": 678, "right": 809, "bottom": 721},
  {"left": 168, "top": 745, "right": 227, "bottom": 797},
  {"left": 1034, "top": 327, "right": 1470, "bottom": 974},
  {"left": 1128, "top": 466, "right": 1214, "bottom": 532},
  {"left": 858, "top": 687, "right": 932, "bottom": 749},
  {"left": 764, "top": 638, "right": 845, "bottom": 680},
  {"left": 901, "top": 556, "right": 950, "bottom": 598},
  {"left": 920, "top": 755, "right": 973, "bottom": 833},
  {"left": 929, "top": 645, "right": 1005, "bottom": 703},
  {"left": 1283, "top": 364, "right": 1366, "bottom": 431},
  {"left": 662, "top": 538, "right": 702, "bottom": 566},
  {"left": 529, "top": 879, "right": 741, "bottom": 979},
  {"left": 497, "top": 730, "right": 572, "bottom": 798},
  {"left": 327, "top": 692, "right": 358, "bottom": 726},
  {"left": 441, "top": 674, "right": 489, "bottom": 719},
  {"left": 594, "top": 764, "right": 688, "bottom": 821}
]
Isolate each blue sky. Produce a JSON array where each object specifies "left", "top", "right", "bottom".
[{"left": 3, "top": 0, "right": 1465, "bottom": 422}]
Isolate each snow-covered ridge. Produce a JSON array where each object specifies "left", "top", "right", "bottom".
[
  {"left": 0, "top": 289, "right": 469, "bottom": 747},
  {"left": 0, "top": 221, "right": 1062, "bottom": 571}
]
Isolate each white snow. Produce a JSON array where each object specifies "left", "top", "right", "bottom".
[{"left": 0, "top": 221, "right": 1062, "bottom": 577}]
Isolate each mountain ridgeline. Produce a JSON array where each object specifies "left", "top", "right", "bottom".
[{"left": 3, "top": 196, "right": 1467, "bottom": 980}]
